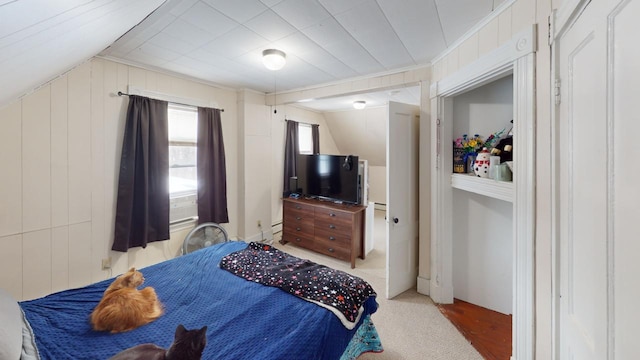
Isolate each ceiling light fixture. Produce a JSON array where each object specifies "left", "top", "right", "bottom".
[
  {"left": 353, "top": 100, "right": 366, "bottom": 110},
  {"left": 262, "top": 49, "right": 286, "bottom": 71}
]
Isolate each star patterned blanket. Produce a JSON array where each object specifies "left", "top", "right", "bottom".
[{"left": 220, "top": 242, "right": 377, "bottom": 330}]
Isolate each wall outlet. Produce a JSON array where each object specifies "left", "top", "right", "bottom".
[
  {"left": 101, "top": 257, "right": 112, "bottom": 270},
  {"left": 257, "top": 220, "right": 262, "bottom": 228}
]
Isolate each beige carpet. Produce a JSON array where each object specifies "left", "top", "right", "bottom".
[{"left": 272, "top": 210, "right": 482, "bottom": 360}]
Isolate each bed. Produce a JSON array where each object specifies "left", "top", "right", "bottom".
[{"left": 1, "top": 241, "right": 381, "bottom": 360}]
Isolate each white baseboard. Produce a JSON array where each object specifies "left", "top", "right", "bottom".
[
  {"left": 271, "top": 223, "right": 282, "bottom": 235},
  {"left": 429, "top": 280, "right": 454, "bottom": 304},
  {"left": 417, "top": 276, "right": 430, "bottom": 295}
]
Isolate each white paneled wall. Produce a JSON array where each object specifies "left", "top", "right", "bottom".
[
  {"left": 22, "top": 229, "right": 52, "bottom": 301},
  {"left": 241, "top": 91, "right": 271, "bottom": 241},
  {"left": 244, "top": 134, "right": 271, "bottom": 240},
  {"left": 0, "top": 235, "right": 22, "bottom": 296},
  {"left": 431, "top": 0, "right": 535, "bottom": 83},
  {"left": 68, "top": 63, "right": 92, "bottom": 225},
  {"left": 90, "top": 59, "right": 107, "bottom": 285},
  {"left": 0, "top": 58, "right": 238, "bottom": 301},
  {"left": 1, "top": 103, "right": 22, "bottom": 237},
  {"left": 51, "top": 77, "right": 69, "bottom": 228},
  {"left": 51, "top": 226, "right": 69, "bottom": 293},
  {"left": 22, "top": 87, "right": 51, "bottom": 233},
  {"left": 68, "top": 222, "right": 92, "bottom": 290},
  {"left": 478, "top": 17, "right": 499, "bottom": 57},
  {"left": 498, "top": 7, "right": 513, "bottom": 45}
]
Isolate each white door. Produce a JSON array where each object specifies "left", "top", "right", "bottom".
[
  {"left": 386, "top": 101, "right": 419, "bottom": 299},
  {"left": 555, "top": 0, "right": 639, "bottom": 358}
]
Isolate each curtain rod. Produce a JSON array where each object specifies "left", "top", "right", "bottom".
[
  {"left": 285, "top": 119, "right": 319, "bottom": 127},
  {"left": 117, "top": 91, "right": 224, "bottom": 112}
]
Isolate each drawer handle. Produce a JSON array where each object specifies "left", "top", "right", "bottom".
[
  {"left": 329, "top": 236, "right": 336, "bottom": 241},
  {"left": 296, "top": 227, "right": 301, "bottom": 231},
  {"left": 328, "top": 248, "right": 335, "bottom": 253},
  {"left": 295, "top": 238, "right": 301, "bottom": 242},
  {"left": 296, "top": 216, "right": 302, "bottom": 220},
  {"left": 295, "top": 205, "right": 302, "bottom": 209},
  {"left": 329, "top": 224, "right": 336, "bottom": 229},
  {"left": 329, "top": 213, "right": 336, "bottom": 217}
]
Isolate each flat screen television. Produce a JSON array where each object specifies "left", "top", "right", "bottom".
[{"left": 296, "top": 154, "right": 360, "bottom": 204}]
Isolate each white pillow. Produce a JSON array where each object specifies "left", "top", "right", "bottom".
[{"left": 0, "top": 288, "right": 22, "bottom": 360}]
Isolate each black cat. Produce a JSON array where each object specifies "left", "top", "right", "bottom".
[{"left": 108, "top": 324, "right": 207, "bottom": 360}]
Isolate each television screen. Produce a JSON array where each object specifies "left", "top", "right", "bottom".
[{"left": 296, "top": 154, "right": 359, "bottom": 204}]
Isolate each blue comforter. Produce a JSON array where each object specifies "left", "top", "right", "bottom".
[{"left": 20, "top": 242, "right": 379, "bottom": 360}]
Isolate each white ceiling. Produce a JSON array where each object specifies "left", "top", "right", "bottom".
[
  {"left": 1, "top": 0, "right": 504, "bottom": 110},
  {"left": 298, "top": 85, "right": 422, "bottom": 112}
]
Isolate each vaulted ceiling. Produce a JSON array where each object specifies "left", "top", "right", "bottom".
[{"left": 1, "top": 0, "right": 504, "bottom": 110}]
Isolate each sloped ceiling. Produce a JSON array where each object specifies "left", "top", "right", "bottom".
[
  {"left": 323, "top": 105, "right": 389, "bottom": 166},
  {"left": 0, "top": 0, "right": 166, "bottom": 107},
  {"left": 0, "top": 0, "right": 503, "bottom": 108}
]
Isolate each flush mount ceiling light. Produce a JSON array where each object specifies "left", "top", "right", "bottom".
[
  {"left": 353, "top": 100, "right": 366, "bottom": 110},
  {"left": 262, "top": 49, "right": 286, "bottom": 71}
]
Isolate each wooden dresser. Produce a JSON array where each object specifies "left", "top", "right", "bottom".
[{"left": 281, "top": 197, "right": 366, "bottom": 268}]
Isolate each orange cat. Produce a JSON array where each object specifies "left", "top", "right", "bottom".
[{"left": 91, "top": 267, "right": 163, "bottom": 333}]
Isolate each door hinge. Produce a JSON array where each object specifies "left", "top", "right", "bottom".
[
  {"left": 554, "top": 78, "right": 561, "bottom": 105},
  {"left": 548, "top": 15, "right": 553, "bottom": 46}
]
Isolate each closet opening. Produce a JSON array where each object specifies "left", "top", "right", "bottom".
[{"left": 429, "top": 25, "right": 536, "bottom": 360}]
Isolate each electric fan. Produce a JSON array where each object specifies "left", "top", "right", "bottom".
[{"left": 182, "top": 222, "right": 229, "bottom": 255}]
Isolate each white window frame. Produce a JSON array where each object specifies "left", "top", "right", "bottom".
[{"left": 168, "top": 103, "right": 198, "bottom": 227}]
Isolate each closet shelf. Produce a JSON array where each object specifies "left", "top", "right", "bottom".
[{"left": 450, "top": 173, "right": 513, "bottom": 202}]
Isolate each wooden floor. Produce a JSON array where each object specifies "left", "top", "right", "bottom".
[{"left": 437, "top": 299, "right": 512, "bottom": 360}]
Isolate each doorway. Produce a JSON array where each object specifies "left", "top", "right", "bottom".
[
  {"left": 430, "top": 26, "right": 537, "bottom": 360},
  {"left": 289, "top": 87, "right": 423, "bottom": 299}
]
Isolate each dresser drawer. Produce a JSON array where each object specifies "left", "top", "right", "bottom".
[
  {"left": 314, "top": 218, "right": 352, "bottom": 237},
  {"left": 283, "top": 212, "right": 314, "bottom": 228},
  {"left": 310, "top": 240, "right": 350, "bottom": 261},
  {"left": 283, "top": 221, "right": 314, "bottom": 237},
  {"left": 314, "top": 228, "right": 351, "bottom": 246},
  {"left": 282, "top": 232, "right": 315, "bottom": 249},
  {"left": 283, "top": 200, "right": 315, "bottom": 215},
  {"left": 314, "top": 207, "right": 352, "bottom": 223}
]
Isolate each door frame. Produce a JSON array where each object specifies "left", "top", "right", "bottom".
[{"left": 429, "top": 25, "right": 537, "bottom": 360}]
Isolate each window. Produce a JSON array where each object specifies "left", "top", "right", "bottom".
[
  {"left": 168, "top": 104, "right": 198, "bottom": 224},
  {"left": 298, "top": 123, "right": 313, "bottom": 154}
]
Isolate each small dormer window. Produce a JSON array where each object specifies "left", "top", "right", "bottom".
[{"left": 298, "top": 123, "right": 313, "bottom": 154}]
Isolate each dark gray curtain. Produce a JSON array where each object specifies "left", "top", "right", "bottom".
[
  {"left": 113, "top": 95, "right": 169, "bottom": 252},
  {"left": 197, "top": 107, "right": 229, "bottom": 224},
  {"left": 283, "top": 120, "right": 299, "bottom": 197},
  {"left": 312, "top": 124, "right": 320, "bottom": 154}
]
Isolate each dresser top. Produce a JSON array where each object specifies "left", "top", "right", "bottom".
[{"left": 284, "top": 197, "right": 366, "bottom": 214}]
